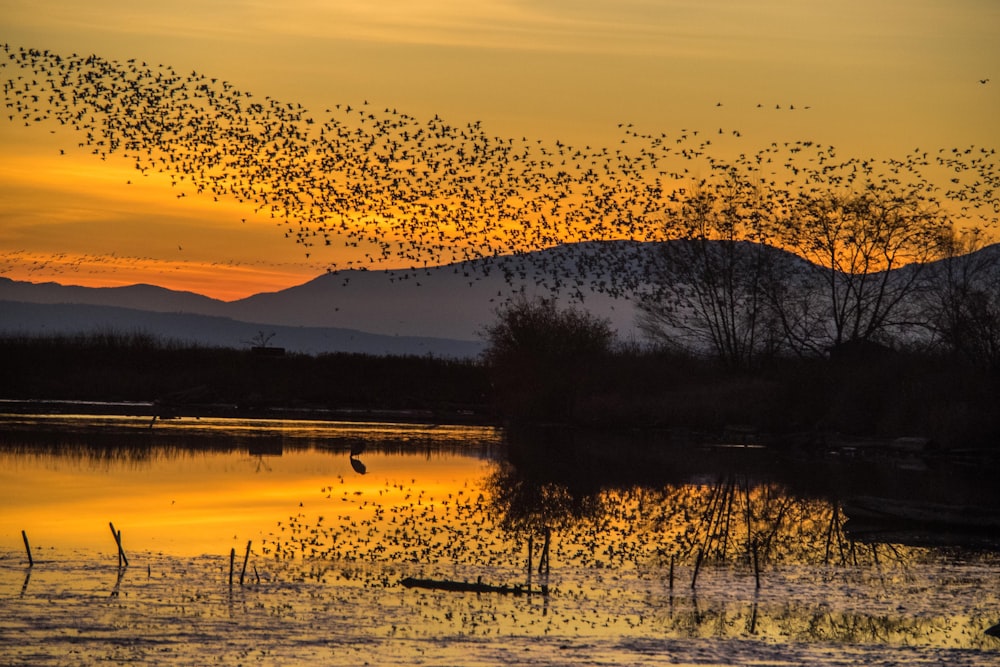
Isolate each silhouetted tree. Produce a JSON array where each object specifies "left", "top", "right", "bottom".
[
  {"left": 482, "top": 296, "right": 614, "bottom": 420},
  {"left": 773, "top": 185, "right": 950, "bottom": 352},
  {"left": 637, "top": 174, "right": 782, "bottom": 368},
  {"left": 926, "top": 228, "right": 1000, "bottom": 370}
]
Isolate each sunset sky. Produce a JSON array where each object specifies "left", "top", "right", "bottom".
[{"left": 2, "top": 0, "right": 998, "bottom": 300}]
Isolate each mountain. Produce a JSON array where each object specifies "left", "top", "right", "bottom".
[
  {"left": 0, "top": 301, "right": 486, "bottom": 358},
  {"left": 0, "top": 243, "right": 649, "bottom": 355},
  {"left": 225, "top": 250, "right": 645, "bottom": 340},
  {"left": 7, "top": 240, "right": 993, "bottom": 357},
  {"left": 0, "top": 279, "right": 225, "bottom": 314}
]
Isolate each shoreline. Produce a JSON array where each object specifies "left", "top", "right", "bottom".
[{"left": 0, "top": 398, "right": 497, "bottom": 427}]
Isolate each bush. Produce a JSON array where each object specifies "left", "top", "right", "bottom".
[{"left": 481, "top": 296, "right": 615, "bottom": 422}]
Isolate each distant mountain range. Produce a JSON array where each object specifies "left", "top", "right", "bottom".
[
  {"left": 3, "top": 240, "right": 997, "bottom": 358},
  {"left": 0, "top": 243, "right": 646, "bottom": 357}
]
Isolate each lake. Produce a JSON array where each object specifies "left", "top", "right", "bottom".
[{"left": 1, "top": 413, "right": 999, "bottom": 665}]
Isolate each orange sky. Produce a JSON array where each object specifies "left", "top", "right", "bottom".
[{"left": 2, "top": 0, "right": 998, "bottom": 300}]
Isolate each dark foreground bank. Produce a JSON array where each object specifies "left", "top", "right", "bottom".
[{"left": 1, "top": 332, "right": 998, "bottom": 451}]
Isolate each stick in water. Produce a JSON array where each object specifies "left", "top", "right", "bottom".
[
  {"left": 21, "top": 530, "right": 33, "bottom": 567},
  {"left": 240, "top": 541, "right": 251, "bottom": 586},
  {"left": 229, "top": 548, "right": 236, "bottom": 587},
  {"left": 109, "top": 522, "right": 128, "bottom": 567}
]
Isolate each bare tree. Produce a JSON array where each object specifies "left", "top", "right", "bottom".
[
  {"left": 773, "top": 183, "right": 951, "bottom": 352},
  {"left": 637, "top": 174, "right": 781, "bottom": 368},
  {"left": 926, "top": 227, "right": 1000, "bottom": 369}
]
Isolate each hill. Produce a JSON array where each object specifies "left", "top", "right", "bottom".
[
  {"left": 3, "top": 240, "right": 998, "bottom": 356},
  {"left": 0, "top": 243, "right": 649, "bottom": 351},
  {"left": 0, "top": 301, "right": 484, "bottom": 358}
]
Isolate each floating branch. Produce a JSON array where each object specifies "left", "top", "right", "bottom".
[{"left": 400, "top": 577, "right": 525, "bottom": 595}]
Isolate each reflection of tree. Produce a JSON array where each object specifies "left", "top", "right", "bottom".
[
  {"left": 485, "top": 462, "right": 604, "bottom": 534},
  {"left": 484, "top": 469, "right": 922, "bottom": 573},
  {"left": 265, "top": 460, "right": 997, "bottom": 650},
  {"left": 484, "top": 462, "right": 607, "bottom": 575}
]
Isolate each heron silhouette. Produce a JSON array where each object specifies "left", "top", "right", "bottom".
[{"left": 349, "top": 441, "right": 367, "bottom": 474}]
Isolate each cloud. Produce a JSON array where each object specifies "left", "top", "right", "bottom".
[{"left": 3, "top": 0, "right": 759, "bottom": 59}]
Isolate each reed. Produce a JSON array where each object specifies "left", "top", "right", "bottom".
[
  {"left": 752, "top": 539, "right": 761, "bottom": 590},
  {"left": 526, "top": 535, "right": 533, "bottom": 579},
  {"left": 538, "top": 528, "right": 551, "bottom": 575}
]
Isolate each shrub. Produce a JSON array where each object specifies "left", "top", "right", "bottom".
[{"left": 481, "top": 296, "right": 615, "bottom": 422}]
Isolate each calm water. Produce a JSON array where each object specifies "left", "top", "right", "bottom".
[{"left": 1, "top": 414, "right": 999, "bottom": 666}]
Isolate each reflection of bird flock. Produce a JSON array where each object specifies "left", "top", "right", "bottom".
[
  {"left": 265, "top": 468, "right": 905, "bottom": 576},
  {"left": 4, "top": 44, "right": 999, "bottom": 297}
]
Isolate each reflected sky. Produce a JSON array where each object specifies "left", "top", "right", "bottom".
[
  {"left": 0, "top": 416, "right": 498, "bottom": 557},
  {"left": 2, "top": 415, "right": 1000, "bottom": 662}
]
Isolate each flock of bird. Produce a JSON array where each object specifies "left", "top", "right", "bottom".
[{"left": 3, "top": 43, "right": 999, "bottom": 299}]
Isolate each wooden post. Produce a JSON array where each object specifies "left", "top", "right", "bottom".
[
  {"left": 668, "top": 553, "right": 674, "bottom": 591},
  {"left": 229, "top": 548, "right": 236, "bottom": 587},
  {"left": 109, "top": 522, "right": 128, "bottom": 567},
  {"left": 21, "top": 530, "right": 33, "bottom": 567},
  {"left": 240, "top": 541, "right": 251, "bottom": 586}
]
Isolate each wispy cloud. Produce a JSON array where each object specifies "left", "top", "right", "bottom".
[{"left": 2, "top": 0, "right": 782, "bottom": 59}]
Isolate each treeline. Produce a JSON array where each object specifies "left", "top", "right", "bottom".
[
  {"left": 0, "top": 331, "right": 492, "bottom": 419},
  {"left": 636, "top": 190, "right": 1000, "bottom": 371},
  {"left": 482, "top": 298, "right": 1000, "bottom": 451},
  {"left": 3, "top": 321, "right": 999, "bottom": 450}
]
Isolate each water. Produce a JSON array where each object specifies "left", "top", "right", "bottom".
[{"left": 1, "top": 414, "right": 998, "bottom": 665}]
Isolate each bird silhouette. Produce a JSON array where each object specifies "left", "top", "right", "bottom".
[
  {"left": 2, "top": 42, "right": 997, "bottom": 303},
  {"left": 349, "top": 456, "right": 367, "bottom": 475}
]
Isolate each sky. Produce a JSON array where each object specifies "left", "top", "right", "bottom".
[{"left": 2, "top": 0, "right": 998, "bottom": 300}]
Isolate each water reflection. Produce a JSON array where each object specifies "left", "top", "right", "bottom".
[
  {"left": 503, "top": 426, "right": 1000, "bottom": 552},
  {"left": 2, "top": 414, "right": 999, "bottom": 662},
  {"left": 0, "top": 415, "right": 501, "bottom": 556}
]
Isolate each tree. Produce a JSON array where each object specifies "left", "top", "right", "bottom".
[
  {"left": 482, "top": 296, "right": 615, "bottom": 420},
  {"left": 636, "top": 173, "right": 781, "bottom": 368},
  {"left": 926, "top": 228, "right": 1000, "bottom": 370},
  {"left": 774, "top": 184, "right": 951, "bottom": 352}
]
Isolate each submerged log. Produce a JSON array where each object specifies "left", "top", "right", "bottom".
[{"left": 400, "top": 576, "right": 523, "bottom": 595}]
